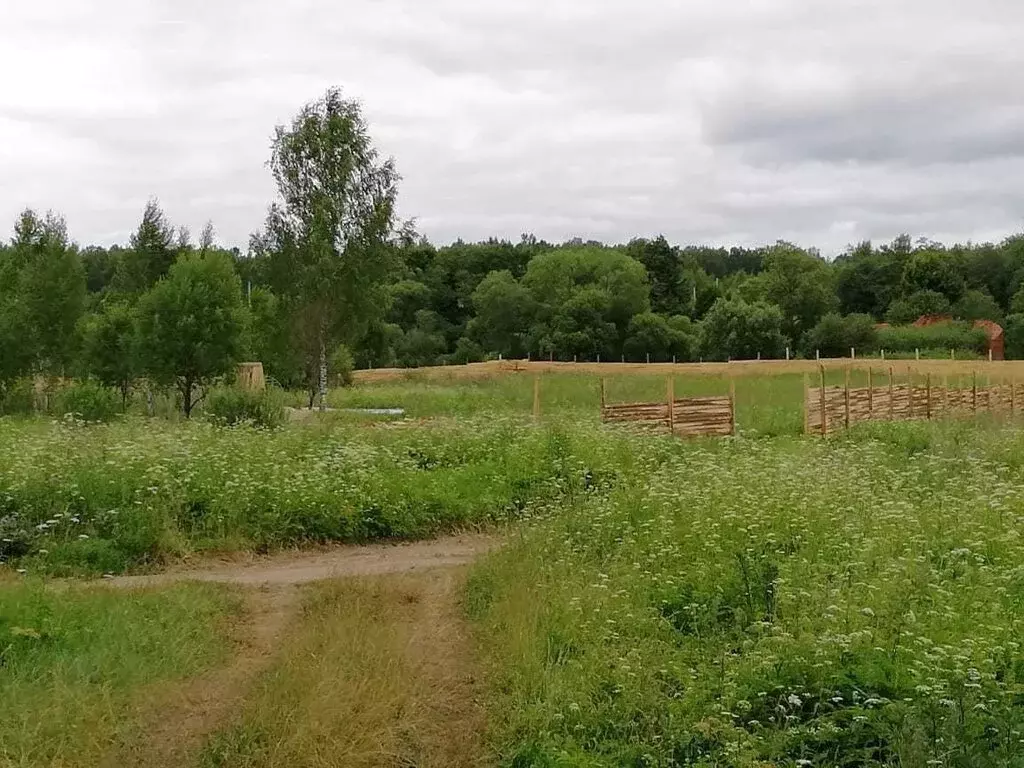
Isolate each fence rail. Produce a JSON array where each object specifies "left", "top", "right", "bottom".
[
  {"left": 600, "top": 378, "right": 736, "bottom": 437},
  {"left": 805, "top": 369, "right": 1015, "bottom": 435}
]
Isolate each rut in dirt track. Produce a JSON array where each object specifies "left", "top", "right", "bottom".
[
  {"left": 101, "top": 533, "right": 498, "bottom": 768},
  {"left": 109, "top": 532, "right": 499, "bottom": 588}
]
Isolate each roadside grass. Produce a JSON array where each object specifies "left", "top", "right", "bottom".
[
  {"left": 0, "top": 414, "right": 600, "bottom": 575},
  {"left": 200, "top": 570, "right": 485, "bottom": 768},
  {"left": 0, "top": 580, "right": 237, "bottom": 768},
  {"left": 470, "top": 421, "right": 1024, "bottom": 767}
]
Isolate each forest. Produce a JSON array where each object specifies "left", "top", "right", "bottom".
[{"left": 3, "top": 88, "right": 1024, "bottom": 413}]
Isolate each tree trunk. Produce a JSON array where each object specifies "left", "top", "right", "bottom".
[
  {"left": 318, "top": 321, "right": 328, "bottom": 412},
  {"left": 182, "top": 378, "right": 194, "bottom": 418}
]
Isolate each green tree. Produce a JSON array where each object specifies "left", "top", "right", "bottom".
[
  {"left": 760, "top": 242, "right": 838, "bottom": 346},
  {"left": 258, "top": 88, "right": 399, "bottom": 407},
  {"left": 246, "top": 287, "right": 307, "bottom": 390},
  {"left": 136, "top": 252, "right": 246, "bottom": 417},
  {"left": 901, "top": 248, "right": 966, "bottom": 303},
  {"left": 700, "top": 298, "right": 789, "bottom": 361},
  {"left": 626, "top": 236, "right": 688, "bottom": 315},
  {"left": 835, "top": 241, "right": 907, "bottom": 318},
  {"left": 953, "top": 289, "right": 1002, "bottom": 323},
  {"left": 802, "top": 313, "right": 878, "bottom": 358},
  {"left": 467, "top": 270, "right": 535, "bottom": 358},
  {"left": 1004, "top": 314, "right": 1024, "bottom": 359},
  {"left": 6, "top": 210, "right": 86, "bottom": 376},
  {"left": 113, "top": 200, "right": 176, "bottom": 294},
  {"left": 78, "top": 302, "right": 137, "bottom": 409},
  {"left": 884, "top": 290, "right": 951, "bottom": 325}
]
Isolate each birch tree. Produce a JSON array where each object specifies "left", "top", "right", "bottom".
[{"left": 258, "top": 88, "right": 399, "bottom": 409}]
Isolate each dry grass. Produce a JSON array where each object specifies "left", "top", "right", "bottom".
[
  {"left": 353, "top": 358, "right": 1023, "bottom": 384},
  {"left": 200, "top": 568, "right": 488, "bottom": 768}
]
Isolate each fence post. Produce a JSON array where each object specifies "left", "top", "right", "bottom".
[
  {"left": 1012, "top": 375, "right": 1016, "bottom": 418},
  {"left": 908, "top": 366, "right": 914, "bottom": 419},
  {"left": 951, "top": 349, "right": 956, "bottom": 361},
  {"left": 803, "top": 372, "right": 810, "bottom": 434},
  {"left": 786, "top": 347, "right": 791, "bottom": 361},
  {"left": 851, "top": 347, "right": 856, "bottom": 360},
  {"left": 990, "top": 349, "right": 994, "bottom": 363},
  {"left": 820, "top": 365, "right": 828, "bottom": 437},
  {"left": 868, "top": 367, "right": 874, "bottom": 419},
  {"left": 667, "top": 376, "right": 675, "bottom": 433},
  {"left": 646, "top": 352, "right": 650, "bottom": 364},
  {"left": 757, "top": 351, "right": 762, "bottom": 361},
  {"left": 973, "top": 371, "right": 978, "bottom": 414},
  {"left": 573, "top": 354, "right": 577, "bottom": 364},
  {"left": 533, "top": 376, "right": 541, "bottom": 421},
  {"left": 844, "top": 367, "right": 851, "bottom": 429},
  {"left": 597, "top": 353, "right": 600, "bottom": 363},
  {"left": 600, "top": 378, "right": 606, "bottom": 412},
  {"left": 816, "top": 349, "right": 820, "bottom": 361},
  {"left": 729, "top": 375, "right": 737, "bottom": 436},
  {"left": 915, "top": 348, "right": 920, "bottom": 361},
  {"left": 881, "top": 349, "right": 886, "bottom": 362},
  {"left": 889, "top": 367, "right": 895, "bottom": 421},
  {"left": 926, "top": 373, "right": 932, "bottom": 420}
]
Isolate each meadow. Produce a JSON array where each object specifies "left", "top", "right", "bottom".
[{"left": 3, "top": 365, "right": 1024, "bottom": 767}]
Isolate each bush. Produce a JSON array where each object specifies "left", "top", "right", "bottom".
[
  {"left": 329, "top": 344, "right": 354, "bottom": 387},
  {"left": 1005, "top": 314, "right": 1024, "bottom": 359},
  {"left": 701, "top": 298, "right": 789, "bottom": 361},
  {"left": 876, "top": 321, "right": 988, "bottom": 356},
  {"left": 55, "top": 380, "right": 120, "bottom": 423},
  {"left": 0, "top": 378, "right": 35, "bottom": 416},
  {"left": 802, "top": 313, "right": 878, "bottom": 358},
  {"left": 884, "top": 290, "right": 951, "bottom": 324},
  {"left": 451, "top": 337, "right": 485, "bottom": 365},
  {"left": 203, "top": 386, "right": 286, "bottom": 428}
]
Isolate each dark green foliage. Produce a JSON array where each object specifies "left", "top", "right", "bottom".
[
  {"left": 803, "top": 313, "right": 878, "bottom": 358},
  {"left": 877, "top": 322, "right": 988, "bottom": 355},
  {"left": 1004, "top": 314, "right": 1024, "bottom": 359},
  {"left": 885, "top": 290, "right": 952, "bottom": 324},
  {"left": 901, "top": 248, "right": 967, "bottom": 303},
  {"left": 701, "top": 298, "right": 789, "bottom": 361},
  {"left": 78, "top": 301, "right": 136, "bottom": 408},
  {"left": 55, "top": 380, "right": 121, "bottom": 423},
  {"left": 760, "top": 243, "right": 838, "bottom": 345},
  {"left": 136, "top": 251, "right": 247, "bottom": 417},
  {"left": 954, "top": 289, "right": 1003, "bottom": 323},
  {"left": 328, "top": 344, "right": 354, "bottom": 387},
  {"left": 203, "top": 386, "right": 286, "bottom": 428},
  {"left": 623, "top": 312, "right": 699, "bottom": 362},
  {"left": 112, "top": 199, "right": 176, "bottom": 294}
]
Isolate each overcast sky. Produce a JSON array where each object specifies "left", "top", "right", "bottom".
[{"left": 2, "top": 1, "right": 1023, "bottom": 255}]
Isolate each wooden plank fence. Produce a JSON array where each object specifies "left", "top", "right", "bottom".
[
  {"left": 600, "top": 378, "right": 735, "bottom": 437},
  {"left": 806, "top": 368, "right": 1016, "bottom": 435}
]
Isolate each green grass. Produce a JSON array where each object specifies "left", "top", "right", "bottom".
[
  {"left": 0, "top": 580, "right": 237, "bottom": 767},
  {"left": 469, "top": 420, "right": 1024, "bottom": 767},
  {"left": 0, "top": 411, "right": 601, "bottom": 574}
]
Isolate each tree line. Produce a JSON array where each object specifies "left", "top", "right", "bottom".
[{"left": 4, "top": 88, "right": 1024, "bottom": 416}]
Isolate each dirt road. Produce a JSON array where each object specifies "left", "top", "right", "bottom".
[{"left": 103, "top": 533, "right": 498, "bottom": 767}]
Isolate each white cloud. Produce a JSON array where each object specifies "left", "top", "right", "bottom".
[{"left": 1, "top": 0, "right": 1023, "bottom": 254}]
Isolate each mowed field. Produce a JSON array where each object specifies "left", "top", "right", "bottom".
[{"left": 3, "top": 364, "right": 1024, "bottom": 766}]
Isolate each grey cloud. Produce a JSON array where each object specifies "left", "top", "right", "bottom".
[{"left": 2, "top": 0, "right": 1024, "bottom": 256}]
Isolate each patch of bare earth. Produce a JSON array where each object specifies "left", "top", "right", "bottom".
[{"left": 100, "top": 534, "right": 496, "bottom": 768}]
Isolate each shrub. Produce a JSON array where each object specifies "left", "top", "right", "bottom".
[
  {"left": 451, "top": 337, "right": 485, "bottom": 365},
  {"left": 884, "top": 290, "right": 951, "bottom": 324},
  {"left": 329, "top": 344, "right": 354, "bottom": 387},
  {"left": 802, "top": 313, "right": 878, "bottom": 358},
  {"left": 0, "top": 378, "right": 35, "bottom": 416},
  {"left": 876, "top": 321, "right": 987, "bottom": 356},
  {"left": 203, "top": 386, "right": 286, "bottom": 428},
  {"left": 55, "top": 380, "right": 120, "bottom": 423}
]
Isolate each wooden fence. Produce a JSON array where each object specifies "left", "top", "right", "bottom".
[
  {"left": 600, "top": 378, "right": 736, "bottom": 437},
  {"left": 806, "top": 369, "right": 1017, "bottom": 435}
]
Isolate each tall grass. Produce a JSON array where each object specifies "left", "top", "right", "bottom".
[
  {"left": 470, "top": 421, "right": 1024, "bottom": 766},
  {"left": 0, "top": 580, "right": 236, "bottom": 766}
]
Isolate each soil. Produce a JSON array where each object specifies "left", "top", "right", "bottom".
[{"left": 99, "top": 533, "right": 498, "bottom": 767}]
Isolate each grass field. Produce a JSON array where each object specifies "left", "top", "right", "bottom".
[
  {"left": 0, "top": 580, "right": 238, "bottom": 767},
  {"left": 4, "top": 365, "right": 1024, "bottom": 766}
]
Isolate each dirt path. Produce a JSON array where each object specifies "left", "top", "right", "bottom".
[
  {"left": 101, "top": 533, "right": 497, "bottom": 767},
  {"left": 109, "top": 532, "right": 498, "bottom": 588}
]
